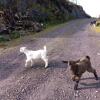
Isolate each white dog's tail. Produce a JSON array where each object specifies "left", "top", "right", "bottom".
[
  {"left": 44, "top": 45, "right": 47, "bottom": 52},
  {"left": 97, "top": 53, "right": 100, "bottom": 55}
]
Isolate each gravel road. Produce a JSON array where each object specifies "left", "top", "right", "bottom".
[{"left": 0, "top": 19, "right": 100, "bottom": 100}]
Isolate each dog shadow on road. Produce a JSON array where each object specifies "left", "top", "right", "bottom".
[
  {"left": 24, "top": 59, "right": 69, "bottom": 69},
  {"left": 78, "top": 77, "right": 100, "bottom": 90},
  {"left": 48, "top": 60, "right": 69, "bottom": 68},
  {"left": 21, "top": 60, "right": 69, "bottom": 75}
]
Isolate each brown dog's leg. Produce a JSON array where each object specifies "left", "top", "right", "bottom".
[
  {"left": 87, "top": 68, "right": 98, "bottom": 80},
  {"left": 93, "top": 70, "right": 98, "bottom": 80},
  {"left": 74, "top": 76, "right": 81, "bottom": 90},
  {"left": 72, "top": 75, "right": 76, "bottom": 81},
  {"left": 74, "top": 80, "right": 79, "bottom": 90}
]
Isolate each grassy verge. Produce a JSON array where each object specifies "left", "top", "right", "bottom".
[
  {"left": 94, "top": 20, "right": 100, "bottom": 33},
  {"left": 0, "top": 21, "right": 67, "bottom": 47},
  {"left": 94, "top": 26, "right": 100, "bottom": 33}
]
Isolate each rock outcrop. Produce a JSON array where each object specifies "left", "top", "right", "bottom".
[
  {"left": 0, "top": 0, "right": 90, "bottom": 23},
  {"left": 0, "top": 0, "right": 90, "bottom": 41}
]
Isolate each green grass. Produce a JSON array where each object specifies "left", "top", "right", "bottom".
[
  {"left": 10, "top": 31, "right": 20, "bottom": 39},
  {"left": 0, "top": 20, "right": 68, "bottom": 48}
]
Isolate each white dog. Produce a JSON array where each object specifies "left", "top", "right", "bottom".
[{"left": 20, "top": 45, "right": 48, "bottom": 68}]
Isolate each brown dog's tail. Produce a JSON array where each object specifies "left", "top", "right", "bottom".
[{"left": 62, "top": 61, "right": 68, "bottom": 63}]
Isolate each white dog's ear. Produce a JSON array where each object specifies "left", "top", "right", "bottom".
[{"left": 20, "top": 47, "right": 27, "bottom": 52}]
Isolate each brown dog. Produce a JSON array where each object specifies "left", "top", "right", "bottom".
[{"left": 62, "top": 56, "right": 98, "bottom": 90}]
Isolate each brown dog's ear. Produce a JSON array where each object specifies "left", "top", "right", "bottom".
[
  {"left": 86, "top": 56, "right": 90, "bottom": 60},
  {"left": 62, "top": 61, "right": 68, "bottom": 64}
]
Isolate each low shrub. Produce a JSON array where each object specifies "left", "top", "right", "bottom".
[
  {"left": 0, "top": 35, "right": 10, "bottom": 42},
  {"left": 10, "top": 31, "right": 20, "bottom": 39}
]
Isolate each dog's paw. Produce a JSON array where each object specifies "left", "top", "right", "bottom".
[
  {"left": 74, "top": 84, "right": 78, "bottom": 90},
  {"left": 74, "top": 82, "right": 79, "bottom": 90},
  {"left": 95, "top": 76, "right": 99, "bottom": 80},
  {"left": 45, "top": 66, "right": 48, "bottom": 68}
]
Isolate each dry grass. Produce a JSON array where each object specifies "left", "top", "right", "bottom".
[
  {"left": 92, "top": 20, "right": 100, "bottom": 33},
  {"left": 94, "top": 26, "right": 100, "bottom": 33},
  {"left": 94, "top": 20, "right": 100, "bottom": 33}
]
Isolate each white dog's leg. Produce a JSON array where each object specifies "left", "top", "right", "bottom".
[
  {"left": 31, "top": 60, "right": 33, "bottom": 67},
  {"left": 43, "top": 58, "right": 48, "bottom": 68},
  {"left": 97, "top": 53, "right": 100, "bottom": 55},
  {"left": 25, "top": 59, "right": 30, "bottom": 67},
  {"left": 25, "top": 62, "right": 28, "bottom": 67}
]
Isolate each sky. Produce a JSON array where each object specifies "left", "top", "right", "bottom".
[{"left": 70, "top": 0, "right": 100, "bottom": 17}]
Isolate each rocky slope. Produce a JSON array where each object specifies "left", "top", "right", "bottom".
[{"left": 0, "top": 0, "right": 90, "bottom": 23}]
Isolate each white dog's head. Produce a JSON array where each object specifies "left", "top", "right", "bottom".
[{"left": 20, "top": 47, "right": 27, "bottom": 53}]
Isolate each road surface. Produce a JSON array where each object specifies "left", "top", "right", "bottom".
[{"left": 0, "top": 19, "right": 100, "bottom": 100}]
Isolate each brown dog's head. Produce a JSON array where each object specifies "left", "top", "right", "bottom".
[
  {"left": 62, "top": 55, "right": 90, "bottom": 66},
  {"left": 86, "top": 56, "right": 90, "bottom": 60}
]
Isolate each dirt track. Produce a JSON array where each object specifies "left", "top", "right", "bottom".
[{"left": 0, "top": 19, "right": 100, "bottom": 100}]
